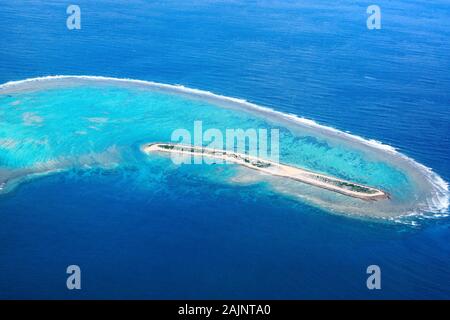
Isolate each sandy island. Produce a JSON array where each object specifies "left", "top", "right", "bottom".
[{"left": 142, "top": 143, "right": 390, "bottom": 201}]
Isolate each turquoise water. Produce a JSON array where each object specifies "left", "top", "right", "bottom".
[
  {"left": 0, "top": 77, "right": 445, "bottom": 220},
  {"left": 0, "top": 0, "right": 449, "bottom": 299}
]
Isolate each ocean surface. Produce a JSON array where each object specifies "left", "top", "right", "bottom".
[{"left": 0, "top": 0, "right": 449, "bottom": 299}]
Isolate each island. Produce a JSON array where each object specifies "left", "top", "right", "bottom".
[{"left": 142, "top": 143, "right": 390, "bottom": 201}]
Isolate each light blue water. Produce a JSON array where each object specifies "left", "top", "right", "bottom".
[
  {"left": 0, "top": 77, "right": 444, "bottom": 218},
  {"left": 0, "top": 0, "right": 449, "bottom": 299}
]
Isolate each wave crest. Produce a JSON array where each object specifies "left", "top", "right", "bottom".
[{"left": 1, "top": 75, "right": 448, "bottom": 218}]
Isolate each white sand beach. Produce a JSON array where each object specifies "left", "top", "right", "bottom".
[{"left": 142, "top": 143, "right": 390, "bottom": 201}]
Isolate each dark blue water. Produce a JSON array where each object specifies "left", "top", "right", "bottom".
[{"left": 0, "top": 0, "right": 449, "bottom": 298}]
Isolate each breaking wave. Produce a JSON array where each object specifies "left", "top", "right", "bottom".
[{"left": 0, "top": 75, "right": 448, "bottom": 220}]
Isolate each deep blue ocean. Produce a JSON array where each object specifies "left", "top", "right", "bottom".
[{"left": 0, "top": 0, "right": 449, "bottom": 299}]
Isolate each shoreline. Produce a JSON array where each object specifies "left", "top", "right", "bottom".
[
  {"left": 142, "top": 143, "right": 390, "bottom": 202},
  {"left": 0, "top": 76, "right": 447, "bottom": 217}
]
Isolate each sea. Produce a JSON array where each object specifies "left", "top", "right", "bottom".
[{"left": 0, "top": 0, "right": 449, "bottom": 299}]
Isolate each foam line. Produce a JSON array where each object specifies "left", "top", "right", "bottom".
[{"left": 1, "top": 75, "right": 448, "bottom": 215}]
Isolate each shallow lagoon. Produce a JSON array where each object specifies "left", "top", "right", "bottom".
[
  {"left": 0, "top": 0, "right": 449, "bottom": 299},
  {"left": 0, "top": 76, "right": 447, "bottom": 221}
]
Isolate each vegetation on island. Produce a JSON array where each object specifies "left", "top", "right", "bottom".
[
  {"left": 157, "top": 143, "right": 273, "bottom": 169},
  {"left": 313, "top": 175, "right": 377, "bottom": 194},
  {"left": 153, "top": 143, "right": 381, "bottom": 196}
]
